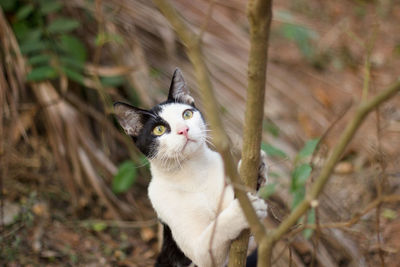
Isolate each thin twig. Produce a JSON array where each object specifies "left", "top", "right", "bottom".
[
  {"left": 72, "top": 218, "right": 158, "bottom": 228},
  {"left": 197, "top": 0, "right": 216, "bottom": 42},
  {"left": 261, "top": 80, "right": 400, "bottom": 266},
  {"left": 288, "top": 194, "right": 400, "bottom": 235}
]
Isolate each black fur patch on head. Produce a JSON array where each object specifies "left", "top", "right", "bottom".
[
  {"left": 114, "top": 68, "right": 199, "bottom": 159},
  {"left": 133, "top": 107, "right": 171, "bottom": 158}
]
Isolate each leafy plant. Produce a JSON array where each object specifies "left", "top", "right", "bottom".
[
  {"left": 262, "top": 142, "right": 287, "bottom": 159},
  {"left": 290, "top": 138, "right": 319, "bottom": 209},
  {"left": 275, "top": 10, "right": 318, "bottom": 60},
  {"left": 303, "top": 207, "right": 315, "bottom": 239},
  {"left": 112, "top": 161, "right": 137, "bottom": 194},
  {"left": 1, "top": 0, "right": 87, "bottom": 84}
]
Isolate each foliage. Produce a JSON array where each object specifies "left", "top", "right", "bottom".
[
  {"left": 291, "top": 138, "right": 319, "bottom": 208},
  {"left": 112, "top": 161, "right": 137, "bottom": 194},
  {"left": 303, "top": 207, "right": 315, "bottom": 239},
  {"left": 1, "top": 0, "right": 88, "bottom": 83},
  {"left": 275, "top": 10, "right": 318, "bottom": 60},
  {"left": 260, "top": 138, "right": 318, "bottom": 207},
  {"left": 261, "top": 142, "right": 287, "bottom": 159}
]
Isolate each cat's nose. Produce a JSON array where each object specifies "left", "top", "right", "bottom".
[{"left": 177, "top": 126, "right": 189, "bottom": 137}]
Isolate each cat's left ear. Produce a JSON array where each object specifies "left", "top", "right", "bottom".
[
  {"left": 113, "top": 102, "right": 149, "bottom": 137},
  {"left": 167, "top": 68, "right": 195, "bottom": 105}
]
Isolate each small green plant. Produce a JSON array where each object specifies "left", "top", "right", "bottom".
[
  {"left": 261, "top": 142, "right": 287, "bottom": 159},
  {"left": 291, "top": 138, "right": 318, "bottom": 209},
  {"left": 291, "top": 138, "right": 319, "bottom": 238},
  {"left": 112, "top": 160, "right": 137, "bottom": 194},
  {"left": 275, "top": 10, "right": 318, "bottom": 60},
  {"left": 260, "top": 138, "right": 319, "bottom": 238},
  {"left": 1, "top": 0, "right": 88, "bottom": 83}
]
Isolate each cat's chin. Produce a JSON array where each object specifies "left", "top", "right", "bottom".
[
  {"left": 180, "top": 138, "right": 205, "bottom": 157},
  {"left": 151, "top": 141, "right": 206, "bottom": 172}
]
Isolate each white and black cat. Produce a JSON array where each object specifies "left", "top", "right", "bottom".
[{"left": 114, "top": 68, "right": 268, "bottom": 267}]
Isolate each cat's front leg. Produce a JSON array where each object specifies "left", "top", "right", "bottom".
[{"left": 192, "top": 192, "right": 267, "bottom": 267}]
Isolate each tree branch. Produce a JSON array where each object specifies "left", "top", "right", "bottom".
[
  {"left": 228, "top": 0, "right": 273, "bottom": 266},
  {"left": 259, "top": 79, "right": 400, "bottom": 266}
]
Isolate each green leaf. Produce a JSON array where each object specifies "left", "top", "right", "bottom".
[
  {"left": 95, "top": 32, "right": 123, "bottom": 46},
  {"left": 280, "top": 24, "right": 318, "bottom": 59},
  {"left": 20, "top": 40, "right": 47, "bottom": 54},
  {"left": 298, "top": 138, "right": 319, "bottom": 159},
  {"left": 263, "top": 120, "right": 280, "bottom": 137},
  {"left": 40, "top": 1, "right": 63, "bottom": 14},
  {"left": 291, "top": 187, "right": 305, "bottom": 209},
  {"left": 26, "top": 66, "right": 58, "bottom": 81},
  {"left": 62, "top": 67, "right": 85, "bottom": 85},
  {"left": 274, "top": 10, "right": 294, "bottom": 21},
  {"left": 47, "top": 18, "right": 80, "bottom": 34},
  {"left": 59, "top": 34, "right": 87, "bottom": 62},
  {"left": 262, "top": 143, "right": 287, "bottom": 158},
  {"left": 268, "top": 171, "right": 281, "bottom": 179},
  {"left": 112, "top": 161, "right": 137, "bottom": 194},
  {"left": 100, "top": 76, "right": 126, "bottom": 87},
  {"left": 259, "top": 183, "right": 276, "bottom": 199},
  {"left": 91, "top": 222, "right": 107, "bottom": 232},
  {"left": 382, "top": 209, "right": 397, "bottom": 220},
  {"left": 23, "top": 29, "right": 43, "bottom": 42},
  {"left": 291, "top": 163, "right": 312, "bottom": 191},
  {"left": 28, "top": 54, "right": 51, "bottom": 66},
  {"left": 0, "top": 0, "right": 17, "bottom": 12},
  {"left": 16, "top": 4, "right": 34, "bottom": 20},
  {"left": 303, "top": 208, "right": 316, "bottom": 239},
  {"left": 12, "top": 21, "right": 29, "bottom": 40},
  {"left": 59, "top": 56, "right": 85, "bottom": 71}
]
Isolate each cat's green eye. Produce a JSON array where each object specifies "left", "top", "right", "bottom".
[
  {"left": 183, "top": 109, "right": 193, "bottom": 120},
  {"left": 153, "top": 125, "right": 166, "bottom": 136}
]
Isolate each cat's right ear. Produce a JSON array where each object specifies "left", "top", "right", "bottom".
[
  {"left": 167, "top": 68, "right": 195, "bottom": 105},
  {"left": 113, "top": 102, "right": 149, "bottom": 137}
]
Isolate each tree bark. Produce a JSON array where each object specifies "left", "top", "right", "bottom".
[{"left": 228, "top": 0, "right": 273, "bottom": 266}]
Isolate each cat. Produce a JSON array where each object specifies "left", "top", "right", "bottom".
[{"left": 114, "top": 68, "right": 268, "bottom": 267}]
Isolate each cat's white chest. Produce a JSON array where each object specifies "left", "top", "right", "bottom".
[{"left": 148, "top": 148, "right": 233, "bottom": 232}]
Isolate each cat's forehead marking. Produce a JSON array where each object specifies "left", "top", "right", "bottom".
[{"left": 158, "top": 103, "right": 193, "bottom": 123}]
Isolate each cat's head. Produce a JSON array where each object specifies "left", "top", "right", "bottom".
[{"left": 114, "top": 68, "right": 208, "bottom": 167}]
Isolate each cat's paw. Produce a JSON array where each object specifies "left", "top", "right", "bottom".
[
  {"left": 247, "top": 192, "right": 268, "bottom": 220},
  {"left": 227, "top": 194, "right": 267, "bottom": 234},
  {"left": 257, "top": 150, "right": 269, "bottom": 190},
  {"left": 237, "top": 150, "right": 269, "bottom": 191}
]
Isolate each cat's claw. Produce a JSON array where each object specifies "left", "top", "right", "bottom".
[
  {"left": 257, "top": 150, "right": 268, "bottom": 190},
  {"left": 237, "top": 150, "right": 269, "bottom": 191},
  {"left": 247, "top": 192, "right": 268, "bottom": 220}
]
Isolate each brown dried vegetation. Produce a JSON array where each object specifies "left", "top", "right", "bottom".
[{"left": 1, "top": 0, "right": 400, "bottom": 266}]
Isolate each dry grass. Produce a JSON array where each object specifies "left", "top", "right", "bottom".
[{"left": 1, "top": 0, "right": 400, "bottom": 266}]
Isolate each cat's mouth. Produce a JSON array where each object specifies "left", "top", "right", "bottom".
[{"left": 182, "top": 138, "right": 195, "bottom": 152}]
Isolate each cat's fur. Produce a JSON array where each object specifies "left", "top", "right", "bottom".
[{"left": 114, "top": 68, "right": 268, "bottom": 267}]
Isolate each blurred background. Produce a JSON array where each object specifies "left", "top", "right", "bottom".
[{"left": 1, "top": 0, "right": 400, "bottom": 266}]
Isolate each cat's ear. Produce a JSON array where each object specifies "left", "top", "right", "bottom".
[
  {"left": 113, "top": 102, "right": 149, "bottom": 137},
  {"left": 167, "top": 68, "right": 195, "bottom": 105}
]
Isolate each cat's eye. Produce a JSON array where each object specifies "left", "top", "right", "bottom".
[
  {"left": 153, "top": 125, "right": 166, "bottom": 136},
  {"left": 182, "top": 109, "right": 193, "bottom": 120}
]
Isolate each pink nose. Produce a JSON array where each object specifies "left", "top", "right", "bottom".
[{"left": 178, "top": 126, "right": 189, "bottom": 137}]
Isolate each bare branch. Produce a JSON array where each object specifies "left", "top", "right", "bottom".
[
  {"left": 260, "top": 80, "right": 400, "bottom": 266},
  {"left": 197, "top": 0, "right": 216, "bottom": 42},
  {"left": 228, "top": 0, "right": 273, "bottom": 265}
]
